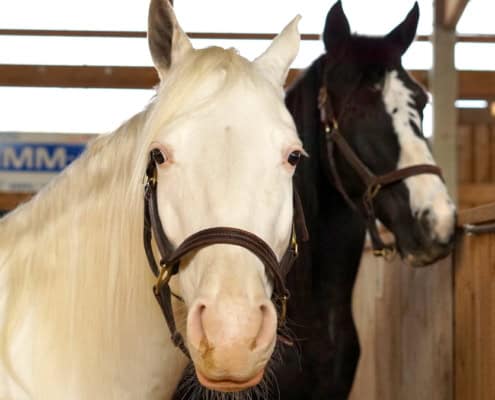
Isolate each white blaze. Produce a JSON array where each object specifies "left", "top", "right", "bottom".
[{"left": 382, "top": 70, "right": 455, "bottom": 242}]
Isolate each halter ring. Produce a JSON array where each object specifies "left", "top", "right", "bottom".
[{"left": 373, "top": 246, "right": 396, "bottom": 261}]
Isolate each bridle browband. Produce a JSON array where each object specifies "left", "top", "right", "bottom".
[
  {"left": 317, "top": 85, "right": 443, "bottom": 258},
  {"left": 143, "top": 149, "right": 308, "bottom": 358}
]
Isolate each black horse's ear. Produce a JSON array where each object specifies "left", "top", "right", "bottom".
[
  {"left": 323, "top": 1, "right": 351, "bottom": 54},
  {"left": 385, "top": 2, "right": 419, "bottom": 55}
]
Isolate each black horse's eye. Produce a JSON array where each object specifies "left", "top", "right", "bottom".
[
  {"left": 370, "top": 82, "right": 383, "bottom": 92},
  {"left": 151, "top": 148, "right": 166, "bottom": 165},
  {"left": 287, "top": 150, "right": 302, "bottom": 167}
]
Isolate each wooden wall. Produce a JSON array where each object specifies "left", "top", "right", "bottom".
[
  {"left": 458, "top": 113, "right": 495, "bottom": 209},
  {"left": 455, "top": 204, "right": 495, "bottom": 399},
  {"left": 350, "top": 203, "right": 495, "bottom": 400},
  {"left": 350, "top": 249, "right": 453, "bottom": 400}
]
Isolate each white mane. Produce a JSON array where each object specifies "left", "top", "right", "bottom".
[{"left": 0, "top": 47, "right": 264, "bottom": 399}]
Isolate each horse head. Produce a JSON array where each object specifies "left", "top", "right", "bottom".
[
  {"left": 146, "top": 0, "right": 303, "bottom": 392},
  {"left": 319, "top": 1, "right": 455, "bottom": 267}
]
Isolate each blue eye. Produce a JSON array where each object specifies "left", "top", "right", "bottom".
[{"left": 287, "top": 151, "right": 302, "bottom": 167}]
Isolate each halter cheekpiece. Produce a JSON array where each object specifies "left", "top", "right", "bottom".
[
  {"left": 317, "top": 86, "right": 443, "bottom": 259},
  {"left": 143, "top": 150, "right": 308, "bottom": 358}
]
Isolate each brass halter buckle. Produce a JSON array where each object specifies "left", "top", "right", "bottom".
[
  {"left": 373, "top": 246, "right": 397, "bottom": 262},
  {"left": 278, "top": 294, "right": 289, "bottom": 325},
  {"left": 364, "top": 183, "right": 382, "bottom": 203},
  {"left": 155, "top": 261, "right": 174, "bottom": 293},
  {"left": 290, "top": 224, "right": 298, "bottom": 257}
]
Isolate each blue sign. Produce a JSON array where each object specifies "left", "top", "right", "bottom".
[{"left": 0, "top": 143, "right": 86, "bottom": 173}]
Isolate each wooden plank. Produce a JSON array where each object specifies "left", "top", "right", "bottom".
[
  {"left": 457, "top": 125, "right": 473, "bottom": 184},
  {"left": 458, "top": 202, "right": 495, "bottom": 225},
  {"left": 350, "top": 252, "right": 380, "bottom": 399},
  {"left": 4, "top": 64, "right": 494, "bottom": 100},
  {"left": 458, "top": 109, "right": 495, "bottom": 125},
  {"left": 473, "top": 124, "right": 491, "bottom": 183},
  {"left": 400, "top": 256, "right": 453, "bottom": 400},
  {"left": 454, "top": 234, "right": 476, "bottom": 399},
  {"left": 0, "top": 29, "right": 321, "bottom": 41},
  {"left": 1, "top": 28, "right": 495, "bottom": 43},
  {"left": 443, "top": 0, "right": 470, "bottom": 30},
  {"left": 0, "top": 65, "right": 429, "bottom": 92},
  {"left": 0, "top": 192, "right": 33, "bottom": 211},
  {"left": 458, "top": 184, "right": 495, "bottom": 208},
  {"left": 351, "top": 252, "right": 452, "bottom": 399},
  {"left": 431, "top": 25, "right": 458, "bottom": 199},
  {"left": 0, "top": 65, "right": 159, "bottom": 89},
  {"left": 459, "top": 71, "right": 495, "bottom": 99},
  {"left": 455, "top": 228, "right": 495, "bottom": 400},
  {"left": 491, "top": 125, "right": 495, "bottom": 182}
]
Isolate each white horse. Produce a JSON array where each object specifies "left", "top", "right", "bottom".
[{"left": 0, "top": 1, "right": 303, "bottom": 398}]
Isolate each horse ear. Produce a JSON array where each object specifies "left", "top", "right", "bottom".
[
  {"left": 148, "top": 0, "right": 193, "bottom": 77},
  {"left": 323, "top": 1, "right": 351, "bottom": 54},
  {"left": 385, "top": 2, "right": 419, "bottom": 55},
  {"left": 253, "top": 15, "right": 301, "bottom": 87}
]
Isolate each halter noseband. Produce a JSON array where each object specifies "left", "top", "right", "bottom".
[
  {"left": 317, "top": 86, "right": 443, "bottom": 259},
  {"left": 143, "top": 150, "right": 308, "bottom": 358}
]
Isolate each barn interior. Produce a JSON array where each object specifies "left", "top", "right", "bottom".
[{"left": 0, "top": 0, "right": 493, "bottom": 398}]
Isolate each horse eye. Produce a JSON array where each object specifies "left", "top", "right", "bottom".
[
  {"left": 287, "top": 150, "right": 302, "bottom": 167},
  {"left": 371, "top": 82, "right": 382, "bottom": 92},
  {"left": 151, "top": 148, "right": 167, "bottom": 165}
]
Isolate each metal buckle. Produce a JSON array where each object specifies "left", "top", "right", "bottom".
[
  {"left": 144, "top": 168, "right": 157, "bottom": 186},
  {"left": 365, "top": 183, "right": 382, "bottom": 202},
  {"left": 373, "top": 246, "right": 397, "bottom": 262},
  {"left": 290, "top": 224, "right": 298, "bottom": 257},
  {"left": 278, "top": 294, "right": 289, "bottom": 324},
  {"left": 155, "top": 261, "right": 173, "bottom": 291},
  {"left": 324, "top": 118, "right": 339, "bottom": 135}
]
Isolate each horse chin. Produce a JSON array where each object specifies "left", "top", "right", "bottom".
[
  {"left": 400, "top": 240, "right": 454, "bottom": 268},
  {"left": 195, "top": 368, "right": 265, "bottom": 392}
]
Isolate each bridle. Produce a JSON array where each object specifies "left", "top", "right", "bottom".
[
  {"left": 317, "top": 82, "right": 443, "bottom": 259},
  {"left": 143, "top": 149, "right": 308, "bottom": 358}
]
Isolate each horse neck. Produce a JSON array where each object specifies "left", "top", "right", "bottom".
[
  {"left": 0, "top": 109, "right": 185, "bottom": 394},
  {"left": 1, "top": 111, "right": 145, "bottom": 257},
  {"left": 285, "top": 55, "right": 367, "bottom": 311}
]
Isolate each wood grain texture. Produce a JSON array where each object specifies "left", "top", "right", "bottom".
[
  {"left": 458, "top": 125, "right": 473, "bottom": 184},
  {"left": 491, "top": 125, "right": 495, "bottom": 183},
  {"left": 350, "top": 253, "right": 453, "bottom": 400},
  {"left": 459, "top": 184, "right": 495, "bottom": 209},
  {"left": 473, "top": 124, "right": 491, "bottom": 183},
  {"left": 455, "top": 223, "right": 495, "bottom": 400},
  {"left": 0, "top": 192, "right": 33, "bottom": 211}
]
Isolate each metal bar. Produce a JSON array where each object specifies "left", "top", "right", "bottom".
[{"left": 463, "top": 222, "right": 495, "bottom": 235}]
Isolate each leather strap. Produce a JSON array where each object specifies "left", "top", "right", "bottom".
[
  {"left": 318, "top": 86, "right": 443, "bottom": 257},
  {"left": 143, "top": 152, "right": 308, "bottom": 358}
]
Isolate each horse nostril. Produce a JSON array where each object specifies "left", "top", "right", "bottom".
[
  {"left": 188, "top": 302, "right": 207, "bottom": 350},
  {"left": 419, "top": 208, "right": 432, "bottom": 231},
  {"left": 251, "top": 302, "right": 277, "bottom": 352}
]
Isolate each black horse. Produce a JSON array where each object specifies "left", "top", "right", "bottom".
[
  {"left": 173, "top": 2, "right": 456, "bottom": 399},
  {"left": 276, "top": 2, "right": 455, "bottom": 399}
]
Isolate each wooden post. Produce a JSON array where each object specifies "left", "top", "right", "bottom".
[{"left": 430, "top": 25, "right": 458, "bottom": 201}]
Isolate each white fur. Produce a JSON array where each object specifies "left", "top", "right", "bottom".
[
  {"left": 0, "top": 14, "right": 301, "bottom": 400},
  {"left": 382, "top": 70, "right": 455, "bottom": 242}
]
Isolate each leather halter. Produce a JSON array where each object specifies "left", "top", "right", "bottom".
[
  {"left": 317, "top": 86, "right": 443, "bottom": 258},
  {"left": 143, "top": 150, "right": 308, "bottom": 358}
]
